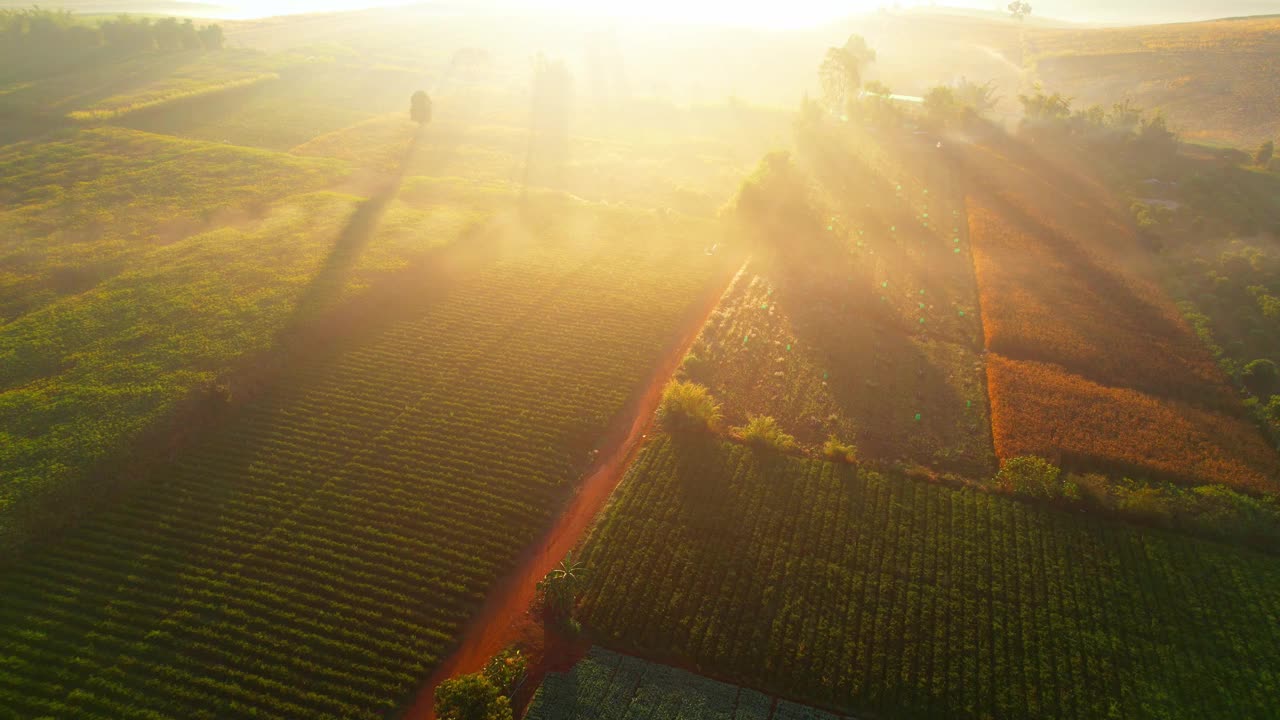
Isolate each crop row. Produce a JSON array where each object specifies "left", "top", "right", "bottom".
[
  {"left": 580, "top": 436, "right": 1280, "bottom": 719},
  {"left": 0, "top": 225, "right": 719, "bottom": 718}
]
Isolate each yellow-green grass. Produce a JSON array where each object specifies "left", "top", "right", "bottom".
[
  {"left": 1, "top": 192, "right": 361, "bottom": 533},
  {"left": 0, "top": 127, "right": 348, "bottom": 321},
  {"left": 120, "top": 65, "right": 418, "bottom": 150}
]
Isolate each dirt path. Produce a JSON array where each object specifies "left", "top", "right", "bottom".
[{"left": 400, "top": 258, "right": 746, "bottom": 720}]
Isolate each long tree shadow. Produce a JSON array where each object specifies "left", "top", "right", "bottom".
[
  {"left": 775, "top": 123, "right": 992, "bottom": 474},
  {"left": 279, "top": 127, "right": 425, "bottom": 340}
]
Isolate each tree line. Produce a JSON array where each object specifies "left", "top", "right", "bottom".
[{"left": 0, "top": 8, "right": 224, "bottom": 55}]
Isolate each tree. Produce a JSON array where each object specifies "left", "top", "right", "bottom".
[
  {"left": 196, "top": 23, "right": 223, "bottom": 50},
  {"left": 1256, "top": 140, "right": 1274, "bottom": 168},
  {"left": 995, "top": 456, "right": 1063, "bottom": 499},
  {"left": 1242, "top": 359, "right": 1278, "bottom": 396},
  {"left": 819, "top": 34, "right": 875, "bottom": 115},
  {"left": 483, "top": 647, "right": 527, "bottom": 696},
  {"left": 923, "top": 85, "right": 961, "bottom": 128},
  {"left": 954, "top": 77, "right": 1000, "bottom": 118},
  {"left": 1008, "top": 1, "right": 1032, "bottom": 20},
  {"left": 434, "top": 673, "right": 512, "bottom": 720},
  {"left": 410, "top": 90, "right": 432, "bottom": 125},
  {"left": 536, "top": 551, "right": 587, "bottom": 618},
  {"left": 1018, "top": 85, "right": 1072, "bottom": 131}
]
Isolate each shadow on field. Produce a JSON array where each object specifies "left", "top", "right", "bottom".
[
  {"left": 950, "top": 135, "right": 1225, "bottom": 406},
  {"left": 772, "top": 125, "right": 985, "bottom": 474},
  {"left": 280, "top": 127, "right": 425, "bottom": 338}
]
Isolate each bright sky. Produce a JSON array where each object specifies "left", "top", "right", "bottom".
[{"left": 208, "top": 0, "right": 978, "bottom": 27}]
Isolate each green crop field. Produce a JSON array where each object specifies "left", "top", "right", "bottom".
[
  {"left": 580, "top": 436, "right": 1280, "bottom": 719},
  {"left": 5, "top": 5, "right": 1280, "bottom": 720},
  {"left": 526, "top": 647, "right": 848, "bottom": 720},
  {"left": 0, "top": 207, "right": 723, "bottom": 719},
  {"left": 686, "top": 125, "right": 993, "bottom": 475}
]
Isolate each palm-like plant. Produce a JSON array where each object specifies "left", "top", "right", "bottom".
[{"left": 537, "top": 551, "right": 587, "bottom": 617}]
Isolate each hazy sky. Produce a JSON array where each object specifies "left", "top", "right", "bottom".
[{"left": 68, "top": 0, "right": 1280, "bottom": 26}]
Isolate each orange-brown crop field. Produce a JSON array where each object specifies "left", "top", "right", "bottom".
[
  {"left": 967, "top": 198, "right": 1235, "bottom": 410},
  {"left": 987, "top": 354, "right": 1280, "bottom": 492}
]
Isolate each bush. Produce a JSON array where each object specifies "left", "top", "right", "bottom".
[
  {"left": 733, "top": 415, "right": 797, "bottom": 452},
  {"left": 483, "top": 647, "right": 527, "bottom": 696},
  {"left": 657, "top": 380, "right": 722, "bottom": 433},
  {"left": 434, "top": 673, "right": 513, "bottom": 720},
  {"left": 1242, "top": 358, "right": 1278, "bottom": 396},
  {"left": 679, "top": 352, "right": 711, "bottom": 384},
  {"left": 1066, "top": 472, "right": 1111, "bottom": 507},
  {"left": 1115, "top": 483, "right": 1173, "bottom": 526},
  {"left": 822, "top": 434, "right": 858, "bottom": 463},
  {"left": 994, "top": 456, "right": 1064, "bottom": 499}
]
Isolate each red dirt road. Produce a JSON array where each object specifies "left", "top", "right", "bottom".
[{"left": 400, "top": 258, "right": 746, "bottom": 720}]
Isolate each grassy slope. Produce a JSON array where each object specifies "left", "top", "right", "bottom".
[
  {"left": 581, "top": 436, "right": 1280, "bottom": 720},
  {"left": 1030, "top": 16, "right": 1280, "bottom": 146}
]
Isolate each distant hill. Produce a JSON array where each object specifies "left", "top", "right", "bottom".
[{"left": 836, "top": 11, "right": 1280, "bottom": 147}]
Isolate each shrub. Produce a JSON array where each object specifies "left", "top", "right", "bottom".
[
  {"left": 434, "top": 673, "right": 513, "bottom": 720},
  {"left": 995, "top": 456, "right": 1063, "bottom": 499},
  {"left": 733, "top": 415, "right": 797, "bottom": 452},
  {"left": 1067, "top": 472, "right": 1111, "bottom": 507},
  {"left": 1242, "top": 358, "right": 1278, "bottom": 396},
  {"left": 1115, "top": 483, "right": 1174, "bottom": 526},
  {"left": 679, "top": 352, "right": 711, "bottom": 384},
  {"left": 657, "top": 380, "right": 722, "bottom": 433},
  {"left": 483, "top": 647, "right": 527, "bottom": 696},
  {"left": 822, "top": 434, "right": 858, "bottom": 463},
  {"left": 1256, "top": 140, "right": 1274, "bottom": 168}
]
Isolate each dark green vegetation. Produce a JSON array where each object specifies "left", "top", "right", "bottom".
[
  {"left": 526, "top": 647, "right": 849, "bottom": 720},
  {"left": 581, "top": 436, "right": 1280, "bottom": 719},
  {"left": 0, "top": 214, "right": 721, "bottom": 718},
  {"left": 684, "top": 122, "right": 993, "bottom": 476}
]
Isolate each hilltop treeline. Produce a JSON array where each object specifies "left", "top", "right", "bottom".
[{"left": 0, "top": 8, "right": 224, "bottom": 56}]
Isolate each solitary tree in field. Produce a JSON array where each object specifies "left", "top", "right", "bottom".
[
  {"left": 1008, "top": 1, "right": 1032, "bottom": 21},
  {"left": 410, "top": 90, "right": 433, "bottom": 126},
  {"left": 1256, "top": 140, "right": 1274, "bottom": 168},
  {"left": 819, "top": 34, "right": 876, "bottom": 115}
]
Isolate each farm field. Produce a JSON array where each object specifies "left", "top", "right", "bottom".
[
  {"left": 580, "top": 435, "right": 1280, "bottom": 720},
  {"left": 120, "top": 63, "right": 414, "bottom": 150},
  {"left": 958, "top": 137, "right": 1280, "bottom": 490},
  {"left": 7, "top": 5, "right": 1280, "bottom": 720},
  {"left": 0, "top": 126, "right": 347, "bottom": 319},
  {"left": 0, "top": 210, "right": 725, "bottom": 719},
  {"left": 686, "top": 125, "right": 993, "bottom": 475},
  {"left": 525, "top": 647, "right": 849, "bottom": 720},
  {"left": 986, "top": 355, "right": 1280, "bottom": 492}
]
